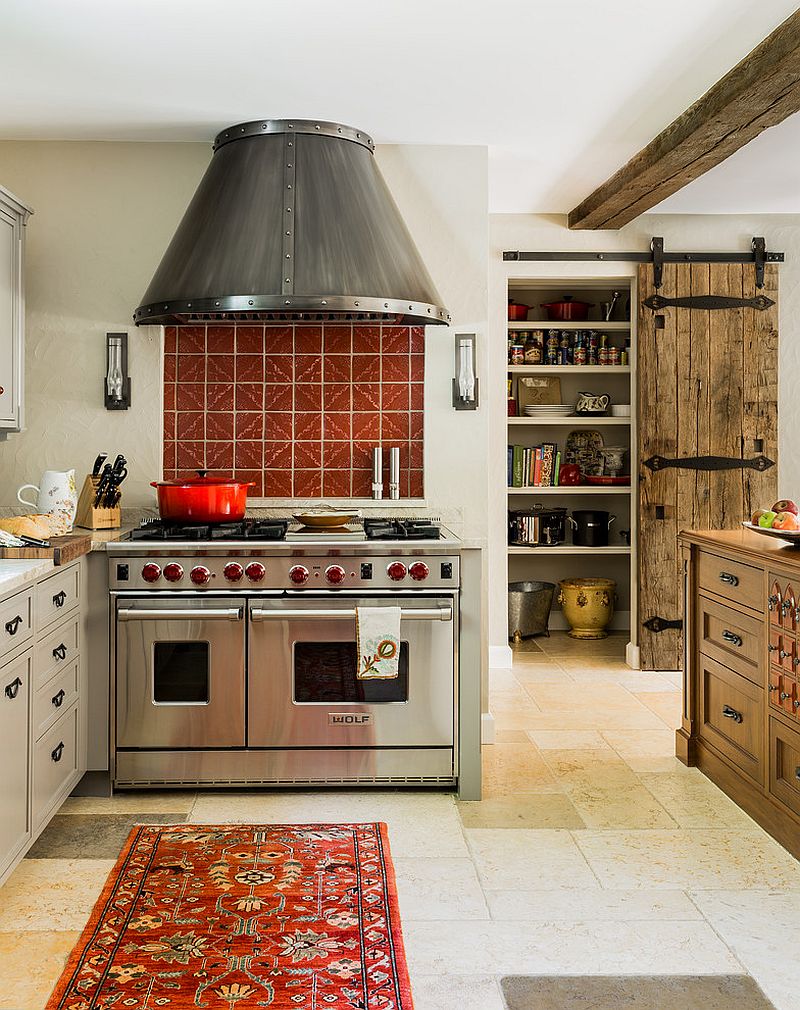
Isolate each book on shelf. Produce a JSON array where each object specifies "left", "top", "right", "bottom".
[{"left": 508, "top": 443, "right": 561, "bottom": 488}]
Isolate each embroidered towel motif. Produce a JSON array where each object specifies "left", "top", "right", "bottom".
[{"left": 356, "top": 606, "right": 401, "bottom": 679}]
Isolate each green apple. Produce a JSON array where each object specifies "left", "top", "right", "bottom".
[{"left": 758, "top": 511, "right": 777, "bottom": 528}]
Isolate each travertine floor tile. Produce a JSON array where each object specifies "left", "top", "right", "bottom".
[
  {"left": 638, "top": 772, "right": 757, "bottom": 828},
  {"left": 393, "top": 857, "right": 488, "bottom": 921},
  {"left": 465, "top": 828, "right": 599, "bottom": 890},
  {"left": 410, "top": 974, "right": 505, "bottom": 1010},
  {"left": 494, "top": 730, "right": 531, "bottom": 743},
  {"left": 527, "top": 730, "right": 607, "bottom": 750},
  {"left": 0, "top": 930, "right": 81, "bottom": 1009},
  {"left": 481, "top": 742, "right": 560, "bottom": 796},
  {"left": 27, "top": 813, "right": 185, "bottom": 859},
  {"left": 0, "top": 859, "right": 115, "bottom": 930},
  {"left": 513, "top": 664, "right": 574, "bottom": 684},
  {"left": 602, "top": 728, "right": 690, "bottom": 773},
  {"left": 631, "top": 690, "right": 683, "bottom": 729},
  {"left": 485, "top": 888, "right": 701, "bottom": 922},
  {"left": 58, "top": 791, "right": 196, "bottom": 814},
  {"left": 458, "top": 794, "right": 585, "bottom": 829},
  {"left": 564, "top": 782, "right": 677, "bottom": 829}
]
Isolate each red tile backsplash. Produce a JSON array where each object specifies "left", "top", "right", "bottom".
[{"left": 163, "top": 323, "right": 425, "bottom": 498}]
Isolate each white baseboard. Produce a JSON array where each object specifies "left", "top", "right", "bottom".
[
  {"left": 489, "top": 644, "right": 514, "bottom": 669},
  {"left": 481, "top": 711, "right": 496, "bottom": 744},
  {"left": 625, "top": 641, "right": 640, "bottom": 670}
]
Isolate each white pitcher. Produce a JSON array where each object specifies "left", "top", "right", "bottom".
[{"left": 17, "top": 469, "right": 78, "bottom": 528}]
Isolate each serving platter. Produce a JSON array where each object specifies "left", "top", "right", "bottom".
[{"left": 741, "top": 521, "right": 800, "bottom": 546}]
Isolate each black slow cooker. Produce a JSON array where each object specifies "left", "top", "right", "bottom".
[{"left": 508, "top": 507, "right": 568, "bottom": 546}]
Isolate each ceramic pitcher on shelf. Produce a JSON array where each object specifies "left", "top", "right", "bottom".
[{"left": 17, "top": 469, "right": 78, "bottom": 529}]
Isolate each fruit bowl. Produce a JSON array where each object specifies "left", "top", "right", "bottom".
[{"left": 742, "top": 521, "right": 800, "bottom": 545}]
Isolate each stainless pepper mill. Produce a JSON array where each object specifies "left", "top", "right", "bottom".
[
  {"left": 389, "top": 447, "right": 400, "bottom": 500},
  {"left": 371, "top": 447, "right": 383, "bottom": 500}
]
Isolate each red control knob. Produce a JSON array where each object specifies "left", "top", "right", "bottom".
[
  {"left": 190, "top": 565, "right": 211, "bottom": 586},
  {"left": 409, "top": 561, "right": 430, "bottom": 582},
  {"left": 387, "top": 561, "right": 407, "bottom": 582},
  {"left": 141, "top": 563, "right": 161, "bottom": 583},
  {"left": 244, "top": 561, "right": 265, "bottom": 582},
  {"left": 325, "top": 565, "right": 346, "bottom": 585},
  {"left": 163, "top": 563, "right": 184, "bottom": 582},
  {"left": 223, "top": 562, "right": 244, "bottom": 582},
  {"left": 289, "top": 565, "right": 309, "bottom": 585}
]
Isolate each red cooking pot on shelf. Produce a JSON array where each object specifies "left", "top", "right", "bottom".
[
  {"left": 541, "top": 296, "right": 594, "bottom": 321},
  {"left": 151, "top": 470, "right": 255, "bottom": 523}
]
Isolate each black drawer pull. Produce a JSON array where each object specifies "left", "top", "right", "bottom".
[
  {"left": 722, "top": 704, "right": 743, "bottom": 723},
  {"left": 782, "top": 599, "right": 793, "bottom": 615},
  {"left": 768, "top": 683, "right": 778, "bottom": 692},
  {"left": 780, "top": 649, "right": 790, "bottom": 659},
  {"left": 52, "top": 590, "right": 67, "bottom": 608},
  {"left": 722, "top": 630, "right": 743, "bottom": 647},
  {"left": 719, "top": 572, "right": 739, "bottom": 587},
  {"left": 4, "top": 677, "right": 22, "bottom": 700},
  {"left": 768, "top": 594, "right": 779, "bottom": 611},
  {"left": 52, "top": 643, "right": 67, "bottom": 661},
  {"left": 781, "top": 691, "right": 792, "bottom": 701},
  {"left": 51, "top": 741, "right": 65, "bottom": 763},
  {"left": 51, "top": 689, "right": 66, "bottom": 708},
  {"left": 4, "top": 615, "right": 23, "bottom": 636},
  {"left": 769, "top": 643, "right": 779, "bottom": 652}
]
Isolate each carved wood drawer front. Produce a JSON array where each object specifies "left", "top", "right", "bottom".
[
  {"left": 698, "top": 593, "right": 762, "bottom": 685},
  {"left": 697, "top": 552, "right": 762, "bottom": 612},
  {"left": 698, "top": 653, "right": 763, "bottom": 784},
  {"left": 768, "top": 669, "right": 800, "bottom": 720},
  {"left": 767, "top": 576, "right": 798, "bottom": 631},
  {"left": 769, "top": 717, "right": 800, "bottom": 820},
  {"left": 768, "top": 628, "right": 798, "bottom": 676}
]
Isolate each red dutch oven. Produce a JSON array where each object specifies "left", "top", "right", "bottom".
[{"left": 151, "top": 470, "right": 255, "bottom": 523}]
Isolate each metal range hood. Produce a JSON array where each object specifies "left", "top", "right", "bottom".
[{"left": 134, "top": 119, "right": 449, "bottom": 326}]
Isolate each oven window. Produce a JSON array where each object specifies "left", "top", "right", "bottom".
[
  {"left": 153, "top": 641, "right": 210, "bottom": 704},
  {"left": 294, "top": 642, "right": 409, "bottom": 703}
]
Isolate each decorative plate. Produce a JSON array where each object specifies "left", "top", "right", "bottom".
[
  {"left": 741, "top": 521, "right": 800, "bottom": 545},
  {"left": 564, "top": 429, "right": 604, "bottom": 477}
]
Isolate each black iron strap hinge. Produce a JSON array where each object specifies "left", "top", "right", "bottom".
[
  {"left": 643, "top": 293, "right": 774, "bottom": 312},
  {"left": 644, "top": 454, "right": 775, "bottom": 473},
  {"left": 643, "top": 616, "right": 683, "bottom": 633}
]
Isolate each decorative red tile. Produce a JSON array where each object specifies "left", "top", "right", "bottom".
[
  {"left": 263, "top": 326, "right": 293, "bottom": 354},
  {"left": 353, "top": 325, "right": 381, "bottom": 354},
  {"left": 206, "top": 412, "right": 235, "bottom": 441},
  {"left": 410, "top": 383, "right": 424, "bottom": 410},
  {"left": 352, "top": 442, "right": 379, "bottom": 469},
  {"left": 236, "top": 355, "right": 264, "bottom": 383},
  {"left": 163, "top": 469, "right": 178, "bottom": 482},
  {"left": 163, "top": 441, "right": 176, "bottom": 470},
  {"left": 293, "top": 442, "right": 322, "bottom": 469},
  {"left": 409, "top": 469, "right": 424, "bottom": 498},
  {"left": 176, "top": 411, "right": 205, "bottom": 441},
  {"left": 176, "top": 441, "right": 205, "bottom": 469},
  {"left": 236, "top": 384, "right": 264, "bottom": 412},
  {"left": 382, "top": 355, "right": 410, "bottom": 383},
  {"left": 264, "top": 355, "right": 294, "bottom": 384},
  {"left": 410, "top": 354, "right": 425, "bottom": 382},
  {"left": 206, "top": 326, "right": 235, "bottom": 354},
  {"left": 235, "top": 412, "right": 263, "bottom": 441},
  {"left": 410, "top": 412, "right": 424, "bottom": 440},
  {"left": 236, "top": 469, "right": 264, "bottom": 496},
  {"left": 382, "top": 326, "right": 410, "bottom": 354},
  {"left": 324, "top": 356, "right": 351, "bottom": 383},
  {"left": 295, "top": 384, "right": 322, "bottom": 411},
  {"left": 163, "top": 411, "right": 175, "bottom": 440},
  {"left": 163, "top": 354, "right": 176, "bottom": 382},
  {"left": 236, "top": 326, "right": 264, "bottom": 354},
  {"left": 176, "top": 382, "right": 205, "bottom": 411},
  {"left": 324, "top": 413, "right": 351, "bottom": 440},
  {"left": 235, "top": 441, "right": 263, "bottom": 469},
  {"left": 352, "top": 412, "right": 381, "bottom": 440},
  {"left": 207, "top": 355, "right": 235, "bottom": 382},
  {"left": 295, "top": 355, "right": 322, "bottom": 383},
  {"left": 163, "top": 384, "right": 176, "bottom": 411},
  {"left": 324, "top": 442, "right": 352, "bottom": 469},
  {"left": 264, "top": 383, "right": 293, "bottom": 411},
  {"left": 409, "top": 440, "right": 424, "bottom": 468},
  {"left": 263, "top": 441, "right": 293, "bottom": 468},
  {"left": 382, "top": 413, "right": 410, "bottom": 441},
  {"left": 164, "top": 327, "right": 177, "bottom": 353},
  {"left": 206, "top": 382, "right": 235, "bottom": 411},
  {"left": 294, "top": 412, "right": 322, "bottom": 441},
  {"left": 295, "top": 326, "right": 322, "bottom": 354},
  {"left": 324, "top": 384, "right": 351, "bottom": 412},
  {"left": 353, "top": 384, "right": 381, "bottom": 411},
  {"left": 293, "top": 470, "right": 322, "bottom": 497},
  {"left": 381, "top": 384, "right": 410, "bottom": 411},
  {"left": 264, "top": 412, "right": 293, "bottom": 440},
  {"left": 410, "top": 327, "right": 425, "bottom": 354},
  {"left": 352, "top": 355, "right": 380, "bottom": 382},
  {"left": 323, "top": 470, "right": 352, "bottom": 497},
  {"left": 178, "top": 326, "right": 205, "bottom": 354},
  {"left": 205, "top": 442, "right": 234, "bottom": 470},
  {"left": 324, "top": 325, "right": 352, "bottom": 354},
  {"left": 264, "top": 470, "right": 292, "bottom": 497},
  {"left": 351, "top": 470, "right": 373, "bottom": 498},
  {"left": 178, "top": 355, "right": 205, "bottom": 383}
]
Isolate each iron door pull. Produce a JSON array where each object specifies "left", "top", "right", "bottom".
[
  {"left": 643, "top": 293, "right": 775, "bottom": 312},
  {"left": 644, "top": 454, "right": 774, "bottom": 473},
  {"left": 719, "top": 572, "right": 739, "bottom": 586},
  {"left": 642, "top": 616, "right": 683, "bottom": 633},
  {"left": 52, "top": 591, "right": 67, "bottom": 608},
  {"left": 722, "top": 705, "right": 743, "bottom": 723},
  {"left": 51, "top": 741, "right": 65, "bottom": 763},
  {"left": 52, "top": 689, "right": 66, "bottom": 708},
  {"left": 4, "top": 615, "right": 23, "bottom": 636},
  {"left": 52, "top": 643, "right": 68, "bottom": 661},
  {"left": 4, "top": 677, "right": 22, "bottom": 700},
  {"left": 722, "top": 630, "right": 743, "bottom": 647}
]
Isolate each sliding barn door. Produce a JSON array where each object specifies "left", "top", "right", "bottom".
[{"left": 638, "top": 262, "right": 778, "bottom": 670}]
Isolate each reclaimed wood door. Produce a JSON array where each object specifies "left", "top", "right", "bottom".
[{"left": 638, "top": 262, "right": 778, "bottom": 670}]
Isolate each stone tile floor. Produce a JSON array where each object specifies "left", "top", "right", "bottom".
[{"left": 2, "top": 632, "right": 800, "bottom": 1009}]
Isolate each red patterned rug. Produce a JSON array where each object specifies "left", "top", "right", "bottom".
[{"left": 46, "top": 823, "right": 414, "bottom": 1009}]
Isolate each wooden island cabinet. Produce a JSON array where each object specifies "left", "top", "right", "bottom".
[{"left": 680, "top": 527, "right": 800, "bottom": 858}]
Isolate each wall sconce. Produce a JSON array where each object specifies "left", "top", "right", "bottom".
[
  {"left": 452, "top": 332, "right": 478, "bottom": 410},
  {"left": 104, "top": 332, "right": 131, "bottom": 410}
]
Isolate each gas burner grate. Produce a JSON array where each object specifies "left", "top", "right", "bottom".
[
  {"left": 130, "top": 519, "right": 289, "bottom": 542},
  {"left": 363, "top": 518, "right": 442, "bottom": 541}
]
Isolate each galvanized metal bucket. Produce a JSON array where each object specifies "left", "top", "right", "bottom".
[{"left": 508, "top": 580, "right": 555, "bottom": 641}]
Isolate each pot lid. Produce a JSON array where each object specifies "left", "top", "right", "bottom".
[
  {"left": 134, "top": 119, "right": 449, "bottom": 327},
  {"left": 152, "top": 470, "right": 255, "bottom": 488}
]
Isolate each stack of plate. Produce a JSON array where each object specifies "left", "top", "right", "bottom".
[{"left": 523, "top": 404, "right": 573, "bottom": 418}]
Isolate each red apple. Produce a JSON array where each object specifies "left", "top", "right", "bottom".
[
  {"left": 773, "top": 511, "right": 800, "bottom": 531},
  {"left": 772, "top": 499, "right": 799, "bottom": 515}
]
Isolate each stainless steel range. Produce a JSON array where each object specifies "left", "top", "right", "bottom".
[{"left": 108, "top": 519, "right": 460, "bottom": 789}]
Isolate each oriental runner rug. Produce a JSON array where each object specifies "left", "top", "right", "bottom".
[{"left": 46, "top": 822, "right": 414, "bottom": 1009}]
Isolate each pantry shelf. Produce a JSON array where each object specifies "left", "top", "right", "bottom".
[
  {"left": 507, "top": 486, "right": 632, "bottom": 495},
  {"left": 507, "top": 365, "right": 631, "bottom": 374},
  {"left": 509, "top": 417, "right": 631, "bottom": 426},
  {"left": 508, "top": 320, "right": 630, "bottom": 331},
  {"left": 508, "top": 545, "right": 632, "bottom": 555}
]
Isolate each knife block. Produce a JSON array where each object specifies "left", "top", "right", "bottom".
[{"left": 75, "top": 473, "right": 121, "bottom": 530}]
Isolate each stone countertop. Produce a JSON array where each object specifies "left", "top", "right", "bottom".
[
  {"left": 88, "top": 526, "right": 137, "bottom": 551},
  {"left": 0, "top": 559, "right": 56, "bottom": 599}
]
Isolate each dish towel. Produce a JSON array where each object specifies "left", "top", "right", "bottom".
[{"left": 356, "top": 606, "right": 401, "bottom": 680}]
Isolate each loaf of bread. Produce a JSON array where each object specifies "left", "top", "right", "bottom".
[{"left": 0, "top": 514, "right": 53, "bottom": 540}]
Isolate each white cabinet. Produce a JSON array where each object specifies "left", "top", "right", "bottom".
[
  {"left": 0, "top": 183, "right": 32, "bottom": 435},
  {"left": 0, "top": 652, "right": 31, "bottom": 870}
]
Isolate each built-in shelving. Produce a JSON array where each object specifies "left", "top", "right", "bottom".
[
  {"left": 508, "top": 365, "right": 631, "bottom": 374},
  {"left": 508, "top": 545, "right": 631, "bottom": 556},
  {"left": 509, "top": 417, "right": 631, "bottom": 426},
  {"left": 508, "top": 486, "right": 632, "bottom": 495},
  {"left": 508, "top": 320, "right": 630, "bottom": 331}
]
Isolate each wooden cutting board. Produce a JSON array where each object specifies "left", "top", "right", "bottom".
[{"left": 0, "top": 532, "right": 93, "bottom": 565}]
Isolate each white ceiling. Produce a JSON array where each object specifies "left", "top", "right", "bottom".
[{"left": 0, "top": 0, "right": 797, "bottom": 214}]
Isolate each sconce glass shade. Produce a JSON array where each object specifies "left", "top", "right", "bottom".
[
  {"left": 452, "top": 332, "right": 478, "bottom": 410},
  {"left": 106, "top": 335, "right": 124, "bottom": 401}
]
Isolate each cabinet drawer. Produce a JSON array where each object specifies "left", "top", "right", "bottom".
[
  {"left": 33, "top": 659, "right": 79, "bottom": 741},
  {"left": 35, "top": 565, "right": 79, "bottom": 632},
  {"left": 0, "top": 652, "right": 30, "bottom": 870},
  {"left": 769, "top": 717, "right": 800, "bottom": 820},
  {"left": 33, "top": 703, "right": 78, "bottom": 828},
  {"left": 768, "top": 628, "right": 797, "bottom": 675},
  {"left": 697, "top": 552, "right": 762, "bottom": 612},
  {"left": 0, "top": 589, "right": 33, "bottom": 662},
  {"left": 698, "top": 594, "right": 763, "bottom": 684},
  {"left": 698, "top": 654, "right": 763, "bottom": 783},
  {"left": 34, "top": 613, "right": 79, "bottom": 689}
]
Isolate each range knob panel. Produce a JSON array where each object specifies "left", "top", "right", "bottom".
[
  {"left": 387, "top": 561, "right": 407, "bottom": 582},
  {"left": 163, "top": 562, "right": 184, "bottom": 582},
  {"left": 289, "top": 565, "right": 310, "bottom": 585},
  {"left": 325, "top": 564, "right": 346, "bottom": 585},
  {"left": 189, "top": 565, "right": 211, "bottom": 586},
  {"left": 244, "top": 562, "right": 265, "bottom": 582},
  {"left": 141, "top": 562, "right": 161, "bottom": 583},
  {"left": 409, "top": 561, "right": 430, "bottom": 582}
]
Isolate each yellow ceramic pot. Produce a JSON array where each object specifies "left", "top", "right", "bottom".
[{"left": 557, "top": 577, "right": 616, "bottom": 640}]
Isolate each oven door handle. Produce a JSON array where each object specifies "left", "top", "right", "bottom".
[
  {"left": 249, "top": 606, "right": 452, "bottom": 622},
  {"left": 117, "top": 607, "right": 244, "bottom": 622}
]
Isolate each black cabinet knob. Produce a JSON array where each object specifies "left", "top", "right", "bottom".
[
  {"left": 51, "top": 689, "right": 65, "bottom": 708},
  {"left": 52, "top": 591, "right": 67, "bottom": 608},
  {"left": 4, "top": 615, "right": 23, "bottom": 636},
  {"left": 51, "top": 741, "right": 64, "bottom": 763},
  {"left": 52, "top": 643, "right": 67, "bottom": 661},
  {"left": 4, "top": 677, "right": 22, "bottom": 700}
]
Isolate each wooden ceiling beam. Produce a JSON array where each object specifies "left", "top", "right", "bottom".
[{"left": 568, "top": 11, "right": 800, "bottom": 230}]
